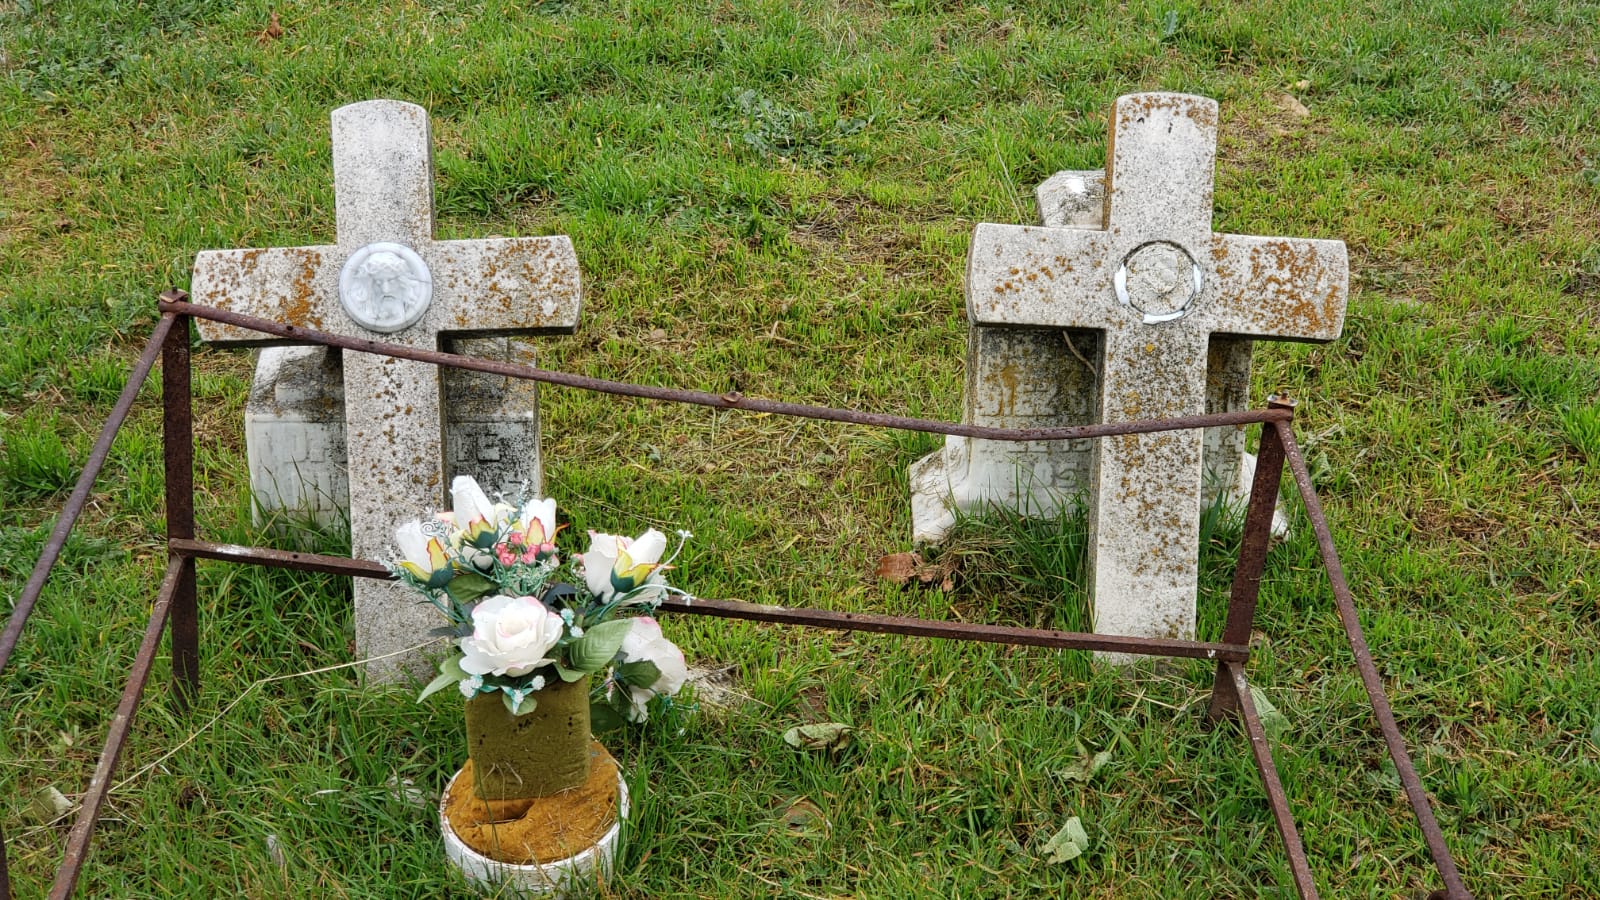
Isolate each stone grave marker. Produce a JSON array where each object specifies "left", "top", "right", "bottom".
[
  {"left": 190, "top": 100, "right": 583, "bottom": 679},
  {"left": 955, "top": 92, "right": 1348, "bottom": 648},
  {"left": 910, "top": 172, "right": 1282, "bottom": 544}
]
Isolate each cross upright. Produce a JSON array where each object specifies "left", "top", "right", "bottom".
[
  {"left": 966, "top": 92, "right": 1347, "bottom": 649},
  {"left": 190, "top": 100, "right": 583, "bottom": 680}
]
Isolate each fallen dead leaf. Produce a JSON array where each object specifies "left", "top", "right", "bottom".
[
  {"left": 1274, "top": 93, "right": 1310, "bottom": 118},
  {"left": 874, "top": 552, "right": 920, "bottom": 583},
  {"left": 259, "top": 10, "right": 284, "bottom": 43},
  {"left": 1040, "top": 816, "right": 1090, "bottom": 864},
  {"left": 783, "top": 722, "right": 853, "bottom": 753},
  {"left": 873, "top": 551, "right": 960, "bottom": 591},
  {"left": 772, "top": 797, "right": 830, "bottom": 837}
]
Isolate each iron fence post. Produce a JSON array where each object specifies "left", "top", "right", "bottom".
[
  {"left": 160, "top": 290, "right": 199, "bottom": 709},
  {"left": 1, "top": 820, "right": 11, "bottom": 900},
  {"left": 1207, "top": 394, "right": 1294, "bottom": 722}
]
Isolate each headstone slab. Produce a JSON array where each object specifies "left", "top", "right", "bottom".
[
  {"left": 246, "top": 347, "right": 349, "bottom": 531},
  {"left": 908, "top": 173, "right": 1103, "bottom": 541},
  {"left": 964, "top": 92, "right": 1348, "bottom": 651},
  {"left": 190, "top": 100, "right": 583, "bottom": 681},
  {"left": 246, "top": 337, "right": 546, "bottom": 532}
]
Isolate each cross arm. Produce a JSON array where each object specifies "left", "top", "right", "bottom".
[
  {"left": 427, "top": 236, "right": 583, "bottom": 336},
  {"left": 1207, "top": 233, "right": 1349, "bottom": 341},
  {"left": 965, "top": 223, "right": 1121, "bottom": 330},
  {"left": 190, "top": 244, "right": 343, "bottom": 346}
]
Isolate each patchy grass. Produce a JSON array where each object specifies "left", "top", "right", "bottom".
[{"left": 3, "top": 0, "right": 1599, "bottom": 897}]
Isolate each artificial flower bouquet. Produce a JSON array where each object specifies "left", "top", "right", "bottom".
[{"left": 388, "top": 476, "right": 690, "bottom": 731}]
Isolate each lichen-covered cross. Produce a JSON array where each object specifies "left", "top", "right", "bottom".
[
  {"left": 189, "top": 100, "right": 582, "bottom": 680},
  {"left": 966, "top": 93, "right": 1348, "bottom": 649}
]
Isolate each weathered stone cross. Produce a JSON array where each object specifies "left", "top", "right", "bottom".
[
  {"left": 966, "top": 93, "right": 1347, "bottom": 648},
  {"left": 190, "top": 100, "right": 582, "bottom": 680}
]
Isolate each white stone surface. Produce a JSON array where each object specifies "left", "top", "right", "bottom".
[
  {"left": 962, "top": 92, "right": 1348, "bottom": 650},
  {"left": 191, "top": 100, "right": 583, "bottom": 680},
  {"left": 246, "top": 347, "right": 348, "bottom": 530}
]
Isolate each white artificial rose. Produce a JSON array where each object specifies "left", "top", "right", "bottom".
[
  {"left": 394, "top": 519, "right": 452, "bottom": 588},
  {"left": 581, "top": 529, "right": 670, "bottom": 601},
  {"left": 618, "top": 616, "right": 688, "bottom": 721},
  {"left": 458, "top": 595, "right": 564, "bottom": 678},
  {"left": 451, "top": 476, "right": 514, "bottom": 542}
]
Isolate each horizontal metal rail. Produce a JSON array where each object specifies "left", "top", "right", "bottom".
[
  {"left": 167, "top": 539, "right": 1250, "bottom": 661},
  {"left": 156, "top": 297, "right": 1290, "bottom": 443}
]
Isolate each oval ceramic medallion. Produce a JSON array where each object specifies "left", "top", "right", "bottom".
[
  {"left": 1113, "top": 240, "right": 1204, "bottom": 325},
  {"left": 338, "top": 242, "right": 433, "bottom": 333}
]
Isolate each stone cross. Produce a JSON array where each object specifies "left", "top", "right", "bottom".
[
  {"left": 190, "top": 100, "right": 583, "bottom": 680},
  {"left": 910, "top": 169, "right": 1278, "bottom": 545},
  {"left": 965, "top": 93, "right": 1347, "bottom": 647}
]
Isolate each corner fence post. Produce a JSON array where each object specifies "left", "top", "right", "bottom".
[
  {"left": 160, "top": 289, "right": 200, "bottom": 708},
  {"left": 1275, "top": 418, "right": 1475, "bottom": 899},
  {"left": 1207, "top": 395, "right": 1293, "bottom": 722},
  {"left": 1, "top": 820, "right": 11, "bottom": 900}
]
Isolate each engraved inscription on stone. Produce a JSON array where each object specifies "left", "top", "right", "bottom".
[{"left": 338, "top": 242, "right": 433, "bottom": 333}]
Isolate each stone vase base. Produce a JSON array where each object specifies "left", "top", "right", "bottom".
[{"left": 440, "top": 744, "right": 628, "bottom": 898}]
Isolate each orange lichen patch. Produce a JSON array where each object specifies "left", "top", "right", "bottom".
[
  {"left": 444, "top": 743, "right": 619, "bottom": 866},
  {"left": 279, "top": 248, "right": 328, "bottom": 330}
]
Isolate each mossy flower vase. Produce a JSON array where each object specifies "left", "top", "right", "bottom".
[{"left": 465, "top": 675, "right": 591, "bottom": 800}]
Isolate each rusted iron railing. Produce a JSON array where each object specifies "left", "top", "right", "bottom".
[{"left": 0, "top": 291, "right": 1472, "bottom": 899}]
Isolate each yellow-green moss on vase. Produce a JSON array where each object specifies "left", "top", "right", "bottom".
[{"left": 465, "top": 675, "right": 590, "bottom": 800}]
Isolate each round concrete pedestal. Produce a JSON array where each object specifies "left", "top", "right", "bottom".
[{"left": 439, "top": 765, "right": 628, "bottom": 897}]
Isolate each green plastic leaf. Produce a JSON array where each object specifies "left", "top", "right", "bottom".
[
  {"left": 501, "top": 689, "right": 538, "bottom": 716},
  {"left": 567, "top": 619, "right": 632, "bottom": 673},
  {"left": 1249, "top": 686, "right": 1289, "bottom": 734},
  {"left": 617, "top": 659, "right": 662, "bottom": 689},
  {"left": 417, "top": 656, "right": 468, "bottom": 703},
  {"left": 1040, "top": 816, "right": 1090, "bottom": 864},
  {"left": 590, "top": 702, "right": 627, "bottom": 734},
  {"left": 783, "top": 722, "right": 853, "bottom": 752},
  {"left": 553, "top": 662, "right": 587, "bottom": 683},
  {"left": 445, "top": 571, "right": 497, "bottom": 606}
]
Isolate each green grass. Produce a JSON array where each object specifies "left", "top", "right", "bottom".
[{"left": 3, "top": 0, "right": 1600, "bottom": 896}]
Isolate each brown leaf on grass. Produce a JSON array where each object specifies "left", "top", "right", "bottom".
[
  {"left": 873, "top": 552, "right": 960, "bottom": 591},
  {"left": 772, "top": 797, "right": 830, "bottom": 837},
  {"left": 259, "top": 11, "right": 285, "bottom": 43},
  {"left": 875, "top": 552, "right": 921, "bottom": 583},
  {"left": 1274, "top": 93, "right": 1310, "bottom": 117}
]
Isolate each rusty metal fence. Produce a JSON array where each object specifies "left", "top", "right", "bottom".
[{"left": 0, "top": 290, "right": 1473, "bottom": 899}]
